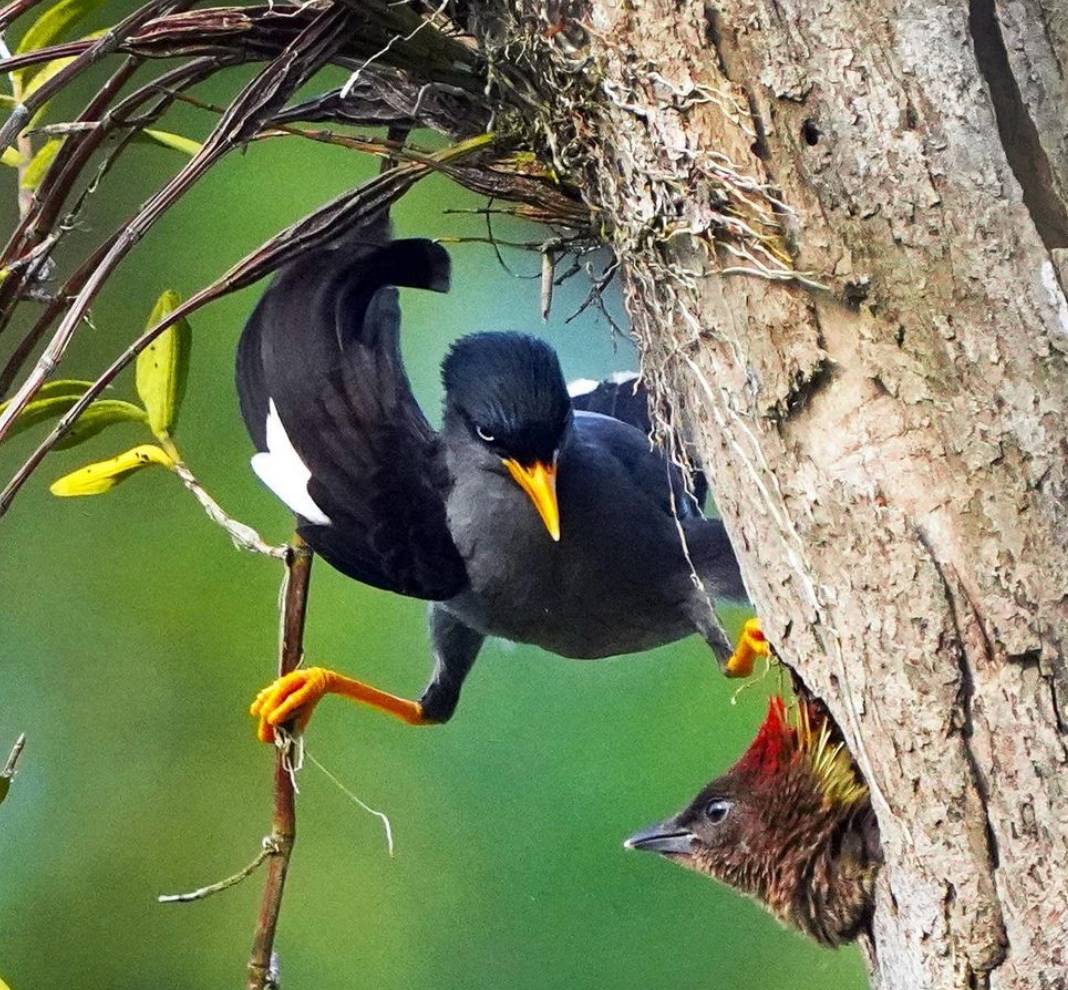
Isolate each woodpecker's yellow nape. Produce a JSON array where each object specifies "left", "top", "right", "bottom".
[
  {"left": 794, "top": 703, "right": 869, "bottom": 809},
  {"left": 724, "top": 618, "right": 769, "bottom": 678},
  {"left": 738, "top": 696, "right": 869, "bottom": 810}
]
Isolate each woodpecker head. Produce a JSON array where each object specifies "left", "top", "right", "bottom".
[{"left": 626, "top": 696, "right": 881, "bottom": 946}]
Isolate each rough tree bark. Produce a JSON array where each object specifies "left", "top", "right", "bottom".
[
  {"left": 1, "top": 0, "right": 1063, "bottom": 984},
  {"left": 488, "top": 2, "right": 1068, "bottom": 988}
]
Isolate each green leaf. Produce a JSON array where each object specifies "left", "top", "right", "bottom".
[
  {"left": 137, "top": 129, "right": 203, "bottom": 157},
  {"left": 1, "top": 394, "right": 79, "bottom": 442},
  {"left": 135, "top": 290, "right": 191, "bottom": 439},
  {"left": 16, "top": 0, "right": 106, "bottom": 59},
  {"left": 26, "top": 378, "right": 95, "bottom": 398},
  {"left": 0, "top": 147, "right": 23, "bottom": 169},
  {"left": 0, "top": 380, "right": 95, "bottom": 443},
  {"left": 53, "top": 399, "right": 147, "bottom": 449},
  {"left": 0, "top": 394, "right": 78, "bottom": 439},
  {"left": 50, "top": 443, "right": 174, "bottom": 497},
  {"left": 20, "top": 137, "right": 62, "bottom": 191}
]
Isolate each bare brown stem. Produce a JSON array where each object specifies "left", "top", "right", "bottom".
[
  {"left": 14, "top": 103, "right": 32, "bottom": 217},
  {"left": 0, "top": 4, "right": 355, "bottom": 441},
  {"left": 246, "top": 536, "right": 312, "bottom": 990},
  {"left": 0, "top": 0, "right": 185, "bottom": 153},
  {"left": 0, "top": 0, "right": 42, "bottom": 29}
]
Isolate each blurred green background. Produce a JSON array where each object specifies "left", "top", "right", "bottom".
[{"left": 0, "top": 22, "right": 866, "bottom": 990}]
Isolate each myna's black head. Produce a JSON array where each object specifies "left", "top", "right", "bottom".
[
  {"left": 442, "top": 332, "right": 571, "bottom": 460},
  {"left": 442, "top": 332, "right": 572, "bottom": 540},
  {"left": 625, "top": 697, "right": 880, "bottom": 946}
]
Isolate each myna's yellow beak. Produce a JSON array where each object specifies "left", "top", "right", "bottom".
[{"left": 503, "top": 458, "right": 560, "bottom": 542}]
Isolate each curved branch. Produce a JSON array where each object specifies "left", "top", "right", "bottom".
[
  {"left": 0, "top": 0, "right": 186, "bottom": 153},
  {"left": 0, "top": 3, "right": 356, "bottom": 441}
]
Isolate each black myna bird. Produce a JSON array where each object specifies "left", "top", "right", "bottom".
[
  {"left": 625, "top": 696, "right": 881, "bottom": 947},
  {"left": 236, "top": 219, "right": 768, "bottom": 741}
]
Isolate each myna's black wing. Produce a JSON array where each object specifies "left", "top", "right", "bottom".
[
  {"left": 235, "top": 224, "right": 468, "bottom": 600},
  {"left": 573, "top": 411, "right": 703, "bottom": 521},
  {"left": 568, "top": 374, "right": 708, "bottom": 511}
]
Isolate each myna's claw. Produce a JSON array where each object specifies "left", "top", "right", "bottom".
[
  {"left": 250, "top": 666, "right": 431, "bottom": 743},
  {"left": 250, "top": 666, "right": 334, "bottom": 743},
  {"left": 724, "top": 618, "right": 768, "bottom": 678}
]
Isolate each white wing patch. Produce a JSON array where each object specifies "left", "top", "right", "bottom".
[
  {"left": 568, "top": 372, "right": 638, "bottom": 398},
  {"left": 567, "top": 378, "right": 599, "bottom": 397},
  {"left": 250, "top": 399, "right": 332, "bottom": 526}
]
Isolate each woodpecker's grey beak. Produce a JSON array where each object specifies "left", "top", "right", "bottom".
[{"left": 624, "top": 820, "right": 697, "bottom": 855}]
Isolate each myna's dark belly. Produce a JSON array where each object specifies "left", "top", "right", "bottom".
[
  {"left": 442, "top": 586, "right": 696, "bottom": 659},
  {"left": 443, "top": 452, "right": 700, "bottom": 659}
]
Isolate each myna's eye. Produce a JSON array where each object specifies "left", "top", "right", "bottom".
[
  {"left": 475, "top": 425, "right": 496, "bottom": 443},
  {"left": 704, "top": 799, "right": 732, "bottom": 824}
]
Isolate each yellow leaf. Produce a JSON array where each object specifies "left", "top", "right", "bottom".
[
  {"left": 1, "top": 147, "right": 23, "bottom": 168},
  {"left": 16, "top": 0, "right": 106, "bottom": 66},
  {"left": 139, "top": 129, "right": 203, "bottom": 157},
  {"left": 20, "top": 137, "right": 62, "bottom": 191},
  {"left": 135, "top": 290, "right": 190, "bottom": 439},
  {"left": 49, "top": 444, "right": 173, "bottom": 497}
]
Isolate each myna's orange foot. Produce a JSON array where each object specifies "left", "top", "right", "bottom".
[
  {"left": 724, "top": 618, "right": 769, "bottom": 678},
  {"left": 250, "top": 666, "right": 333, "bottom": 743},
  {"left": 250, "top": 666, "right": 431, "bottom": 743}
]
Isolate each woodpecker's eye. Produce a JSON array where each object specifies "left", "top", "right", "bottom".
[
  {"left": 475, "top": 425, "right": 496, "bottom": 443},
  {"left": 704, "top": 799, "right": 732, "bottom": 824}
]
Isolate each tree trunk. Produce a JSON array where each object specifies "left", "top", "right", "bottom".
[{"left": 492, "top": 2, "right": 1068, "bottom": 987}]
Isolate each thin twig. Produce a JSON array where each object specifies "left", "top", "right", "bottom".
[
  {"left": 170, "top": 459, "right": 287, "bottom": 558},
  {"left": 0, "top": 0, "right": 47, "bottom": 32},
  {"left": 540, "top": 247, "right": 555, "bottom": 320},
  {"left": 158, "top": 836, "right": 281, "bottom": 904},
  {"left": 0, "top": 5, "right": 356, "bottom": 442},
  {"left": 1, "top": 55, "right": 145, "bottom": 270},
  {"left": 0, "top": 58, "right": 228, "bottom": 392},
  {"left": 3, "top": 733, "right": 26, "bottom": 776},
  {"left": 0, "top": 34, "right": 34, "bottom": 218},
  {"left": 0, "top": 0, "right": 183, "bottom": 154},
  {"left": 159, "top": 437, "right": 286, "bottom": 557},
  {"left": 564, "top": 255, "right": 621, "bottom": 327},
  {"left": 246, "top": 537, "right": 312, "bottom": 990}
]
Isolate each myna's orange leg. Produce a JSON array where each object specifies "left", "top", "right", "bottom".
[
  {"left": 250, "top": 667, "right": 432, "bottom": 743},
  {"left": 724, "top": 618, "right": 769, "bottom": 678}
]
